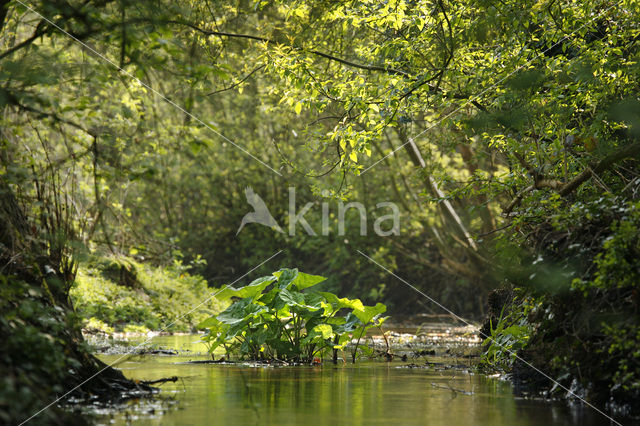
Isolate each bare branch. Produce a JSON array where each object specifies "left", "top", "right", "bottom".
[{"left": 207, "top": 64, "right": 265, "bottom": 96}]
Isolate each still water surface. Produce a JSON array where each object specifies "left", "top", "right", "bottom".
[{"left": 92, "top": 335, "right": 608, "bottom": 425}]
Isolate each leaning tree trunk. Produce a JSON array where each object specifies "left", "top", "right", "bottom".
[{"left": 393, "top": 128, "right": 488, "bottom": 282}]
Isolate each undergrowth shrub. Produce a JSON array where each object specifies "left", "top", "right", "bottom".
[{"left": 484, "top": 199, "right": 640, "bottom": 414}]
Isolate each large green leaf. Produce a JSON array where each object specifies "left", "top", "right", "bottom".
[
  {"left": 301, "top": 323, "right": 334, "bottom": 345},
  {"left": 319, "top": 292, "right": 365, "bottom": 313},
  {"left": 273, "top": 268, "right": 299, "bottom": 289},
  {"left": 217, "top": 298, "right": 267, "bottom": 325},
  {"left": 291, "top": 272, "right": 326, "bottom": 290},
  {"left": 215, "top": 276, "right": 276, "bottom": 301},
  {"left": 344, "top": 312, "right": 362, "bottom": 330},
  {"left": 278, "top": 288, "right": 321, "bottom": 311},
  {"left": 353, "top": 303, "right": 387, "bottom": 324},
  {"left": 258, "top": 287, "right": 279, "bottom": 305},
  {"left": 278, "top": 288, "right": 304, "bottom": 306},
  {"left": 303, "top": 292, "right": 324, "bottom": 310},
  {"left": 312, "top": 324, "right": 334, "bottom": 340},
  {"left": 302, "top": 308, "right": 325, "bottom": 331},
  {"left": 197, "top": 316, "right": 222, "bottom": 329}
]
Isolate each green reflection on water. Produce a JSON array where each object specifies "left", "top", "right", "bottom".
[{"left": 93, "top": 335, "right": 604, "bottom": 426}]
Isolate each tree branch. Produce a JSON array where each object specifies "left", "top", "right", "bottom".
[
  {"left": 207, "top": 64, "right": 265, "bottom": 96},
  {"left": 169, "top": 20, "right": 411, "bottom": 77},
  {"left": 1, "top": 89, "right": 88, "bottom": 132},
  {"left": 503, "top": 141, "right": 640, "bottom": 214},
  {"left": 558, "top": 141, "right": 640, "bottom": 196},
  {"left": 0, "top": 21, "right": 47, "bottom": 60}
]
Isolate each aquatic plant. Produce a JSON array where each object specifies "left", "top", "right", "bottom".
[{"left": 199, "top": 268, "right": 387, "bottom": 363}]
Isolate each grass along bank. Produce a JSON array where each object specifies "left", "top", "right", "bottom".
[{"left": 71, "top": 256, "right": 226, "bottom": 334}]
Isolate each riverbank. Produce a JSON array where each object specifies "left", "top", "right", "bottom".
[
  {"left": 71, "top": 256, "right": 226, "bottom": 334},
  {"left": 482, "top": 198, "right": 640, "bottom": 420},
  {"left": 0, "top": 196, "right": 155, "bottom": 425}
]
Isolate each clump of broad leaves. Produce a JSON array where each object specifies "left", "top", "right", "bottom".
[{"left": 199, "top": 268, "right": 387, "bottom": 363}]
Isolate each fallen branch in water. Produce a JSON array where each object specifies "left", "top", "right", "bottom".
[
  {"left": 139, "top": 376, "right": 178, "bottom": 386},
  {"left": 137, "top": 349, "right": 179, "bottom": 356}
]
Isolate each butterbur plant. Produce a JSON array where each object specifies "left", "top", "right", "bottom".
[{"left": 198, "top": 268, "right": 387, "bottom": 363}]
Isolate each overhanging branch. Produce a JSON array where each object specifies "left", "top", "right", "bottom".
[
  {"left": 558, "top": 141, "right": 640, "bottom": 196},
  {"left": 169, "top": 20, "right": 412, "bottom": 78},
  {"left": 504, "top": 141, "right": 640, "bottom": 214}
]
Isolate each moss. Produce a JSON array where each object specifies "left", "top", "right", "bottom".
[
  {"left": 122, "top": 324, "right": 151, "bottom": 334},
  {"left": 71, "top": 256, "right": 226, "bottom": 333},
  {"left": 84, "top": 317, "right": 115, "bottom": 334}
]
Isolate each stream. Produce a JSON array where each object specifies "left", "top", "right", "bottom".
[{"left": 84, "top": 328, "right": 607, "bottom": 425}]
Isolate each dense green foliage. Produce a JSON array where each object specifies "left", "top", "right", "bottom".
[
  {"left": 481, "top": 294, "right": 536, "bottom": 372},
  {"left": 2, "top": 0, "right": 640, "bottom": 420},
  {"left": 0, "top": 0, "right": 501, "bottom": 316},
  {"left": 71, "top": 256, "right": 225, "bottom": 333},
  {"left": 484, "top": 198, "right": 640, "bottom": 414},
  {"left": 200, "top": 268, "right": 387, "bottom": 363}
]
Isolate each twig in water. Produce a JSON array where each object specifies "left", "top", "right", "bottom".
[
  {"left": 430, "top": 382, "right": 474, "bottom": 396},
  {"left": 140, "top": 376, "right": 179, "bottom": 386}
]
